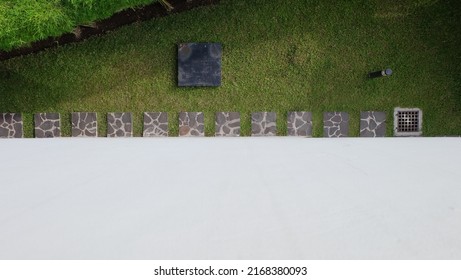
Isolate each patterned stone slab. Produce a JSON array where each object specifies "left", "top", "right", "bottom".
[
  {"left": 251, "top": 112, "right": 276, "bottom": 136},
  {"left": 360, "top": 111, "right": 386, "bottom": 137},
  {"left": 143, "top": 112, "right": 168, "bottom": 137},
  {"left": 287, "top": 111, "right": 312, "bottom": 137},
  {"left": 34, "top": 113, "right": 61, "bottom": 138},
  {"left": 179, "top": 112, "right": 204, "bottom": 136},
  {"left": 215, "top": 112, "right": 240, "bottom": 136},
  {"left": 0, "top": 113, "right": 23, "bottom": 138},
  {"left": 178, "top": 43, "right": 222, "bottom": 86},
  {"left": 323, "top": 112, "right": 349, "bottom": 137},
  {"left": 107, "top": 112, "right": 132, "bottom": 137},
  {"left": 72, "top": 112, "right": 98, "bottom": 137}
]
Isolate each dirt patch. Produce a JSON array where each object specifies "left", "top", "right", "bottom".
[{"left": 0, "top": 0, "right": 219, "bottom": 61}]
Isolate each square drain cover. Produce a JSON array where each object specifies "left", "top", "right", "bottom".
[{"left": 394, "top": 107, "right": 422, "bottom": 136}]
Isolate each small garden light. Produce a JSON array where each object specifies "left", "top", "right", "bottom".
[{"left": 368, "top": 68, "right": 393, "bottom": 79}]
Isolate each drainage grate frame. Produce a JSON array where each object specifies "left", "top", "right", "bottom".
[{"left": 394, "top": 107, "right": 423, "bottom": 136}]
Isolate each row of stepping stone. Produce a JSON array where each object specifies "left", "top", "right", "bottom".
[{"left": 0, "top": 111, "right": 385, "bottom": 138}]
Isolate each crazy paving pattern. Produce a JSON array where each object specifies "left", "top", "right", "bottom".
[
  {"left": 215, "top": 112, "right": 240, "bottom": 136},
  {"left": 0, "top": 113, "right": 23, "bottom": 138},
  {"left": 143, "top": 112, "right": 168, "bottom": 137},
  {"left": 107, "top": 113, "right": 133, "bottom": 137},
  {"left": 360, "top": 111, "right": 386, "bottom": 137},
  {"left": 287, "top": 111, "right": 312, "bottom": 137},
  {"left": 323, "top": 112, "right": 349, "bottom": 137},
  {"left": 251, "top": 112, "right": 276, "bottom": 136},
  {"left": 72, "top": 112, "right": 98, "bottom": 137},
  {"left": 179, "top": 112, "right": 204, "bottom": 136},
  {"left": 34, "top": 113, "right": 61, "bottom": 138}
]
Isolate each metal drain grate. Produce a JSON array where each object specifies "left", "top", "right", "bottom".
[{"left": 394, "top": 108, "right": 422, "bottom": 136}]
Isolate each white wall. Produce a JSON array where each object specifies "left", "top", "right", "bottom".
[{"left": 0, "top": 138, "right": 460, "bottom": 259}]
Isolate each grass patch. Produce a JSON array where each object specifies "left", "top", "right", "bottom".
[
  {"left": 0, "top": 0, "right": 155, "bottom": 51},
  {"left": 1, "top": 0, "right": 460, "bottom": 137}
]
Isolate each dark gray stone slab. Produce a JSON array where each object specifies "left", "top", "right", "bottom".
[
  {"left": 360, "top": 111, "right": 386, "bottom": 137},
  {"left": 0, "top": 113, "right": 23, "bottom": 138},
  {"left": 179, "top": 112, "right": 204, "bottom": 136},
  {"left": 178, "top": 43, "right": 222, "bottom": 87},
  {"left": 143, "top": 112, "right": 168, "bottom": 137},
  {"left": 34, "top": 113, "right": 61, "bottom": 138},
  {"left": 72, "top": 112, "right": 98, "bottom": 137},
  {"left": 107, "top": 112, "right": 132, "bottom": 137},
  {"left": 323, "top": 112, "right": 349, "bottom": 137},
  {"left": 287, "top": 111, "right": 312, "bottom": 137},
  {"left": 252, "top": 112, "right": 276, "bottom": 136},
  {"left": 215, "top": 112, "right": 240, "bottom": 136}
]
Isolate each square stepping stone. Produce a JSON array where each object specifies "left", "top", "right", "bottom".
[
  {"left": 179, "top": 112, "right": 204, "bottom": 136},
  {"left": 107, "top": 112, "right": 132, "bottom": 137},
  {"left": 34, "top": 113, "right": 61, "bottom": 138},
  {"left": 72, "top": 112, "right": 98, "bottom": 137},
  {"left": 215, "top": 112, "right": 240, "bottom": 136},
  {"left": 360, "top": 111, "right": 386, "bottom": 137},
  {"left": 178, "top": 43, "right": 222, "bottom": 86},
  {"left": 251, "top": 112, "right": 276, "bottom": 136},
  {"left": 323, "top": 112, "right": 349, "bottom": 137},
  {"left": 0, "top": 113, "right": 23, "bottom": 138},
  {"left": 143, "top": 112, "right": 168, "bottom": 137},
  {"left": 287, "top": 111, "right": 312, "bottom": 137}
]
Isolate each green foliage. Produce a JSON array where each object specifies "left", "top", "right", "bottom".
[
  {"left": 1, "top": 0, "right": 460, "bottom": 137},
  {"left": 0, "top": 0, "right": 73, "bottom": 51},
  {"left": 0, "top": 0, "right": 155, "bottom": 51},
  {"left": 60, "top": 0, "right": 154, "bottom": 24}
]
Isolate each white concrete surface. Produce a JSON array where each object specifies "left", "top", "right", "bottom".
[{"left": 0, "top": 138, "right": 460, "bottom": 259}]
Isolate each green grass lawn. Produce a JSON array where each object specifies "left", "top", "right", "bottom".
[{"left": 1, "top": 0, "right": 460, "bottom": 137}]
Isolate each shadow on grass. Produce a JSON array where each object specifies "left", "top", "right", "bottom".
[{"left": 0, "top": 66, "right": 56, "bottom": 112}]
